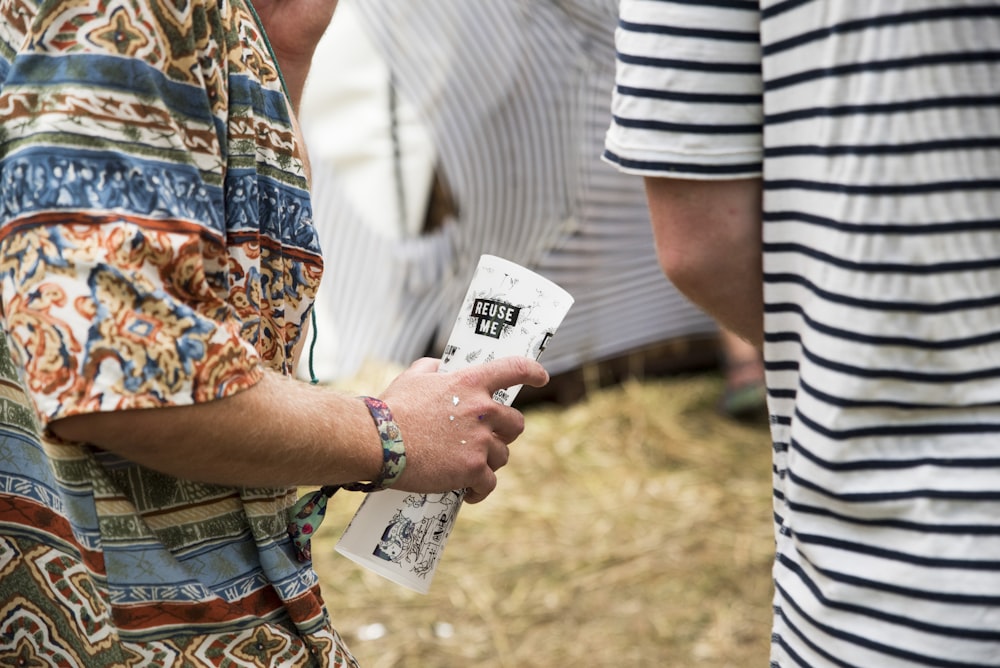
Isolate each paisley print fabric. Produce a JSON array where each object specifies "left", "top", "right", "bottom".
[{"left": 0, "top": 0, "right": 356, "bottom": 664}]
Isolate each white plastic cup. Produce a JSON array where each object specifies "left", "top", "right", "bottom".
[{"left": 334, "top": 255, "right": 574, "bottom": 593}]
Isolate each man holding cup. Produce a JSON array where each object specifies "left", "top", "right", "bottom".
[{"left": 0, "top": 0, "right": 547, "bottom": 665}]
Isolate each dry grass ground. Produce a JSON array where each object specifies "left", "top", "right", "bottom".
[{"left": 310, "top": 369, "right": 774, "bottom": 667}]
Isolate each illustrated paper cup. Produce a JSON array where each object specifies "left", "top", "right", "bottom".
[{"left": 335, "top": 255, "right": 574, "bottom": 593}]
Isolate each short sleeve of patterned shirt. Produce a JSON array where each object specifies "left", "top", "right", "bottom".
[{"left": 0, "top": 0, "right": 321, "bottom": 425}]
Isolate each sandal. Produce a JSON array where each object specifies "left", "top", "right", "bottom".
[
  {"left": 719, "top": 379, "right": 768, "bottom": 421},
  {"left": 718, "top": 358, "right": 767, "bottom": 421}
]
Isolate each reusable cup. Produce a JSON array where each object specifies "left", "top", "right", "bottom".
[{"left": 334, "top": 254, "right": 574, "bottom": 593}]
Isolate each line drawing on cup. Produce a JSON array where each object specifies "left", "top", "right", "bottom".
[{"left": 371, "top": 490, "right": 464, "bottom": 581}]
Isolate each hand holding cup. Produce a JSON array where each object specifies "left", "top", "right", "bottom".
[
  {"left": 336, "top": 255, "right": 573, "bottom": 593},
  {"left": 380, "top": 355, "right": 549, "bottom": 503}
]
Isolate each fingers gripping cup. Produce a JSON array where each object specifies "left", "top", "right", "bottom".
[
  {"left": 437, "top": 256, "right": 573, "bottom": 388},
  {"left": 335, "top": 255, "right": 574, "bottom": 593}
]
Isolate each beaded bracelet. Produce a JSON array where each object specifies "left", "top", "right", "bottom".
[{"left": 340, "top": 396, "right": 407, "bottom": 493}]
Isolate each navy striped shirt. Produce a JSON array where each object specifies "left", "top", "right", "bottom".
[{"left": 606, "top": 0, "right": 1000, "bottom": 664}]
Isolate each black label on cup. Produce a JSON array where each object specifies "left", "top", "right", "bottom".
[{"left": 471, "top": 298, "right": 521, "bottom": 339}]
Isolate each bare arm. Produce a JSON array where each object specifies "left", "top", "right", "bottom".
[
  {"left": 644, "top": 176, "right": 764, "bottom": 348},
  {"left": 251, "top": 0, "right": 338, "bottom": 110},
  {"left": 50, "top": 356, "right": 549, "bottom": 504}
]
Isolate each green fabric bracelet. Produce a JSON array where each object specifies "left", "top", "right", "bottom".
[{"left": 341, "top": 396, "right": 407, "bottom": 492}]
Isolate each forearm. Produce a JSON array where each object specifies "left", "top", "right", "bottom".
[
  {"left": 48, "top": 356, "right": 549, "bottom": 501},
  {"left": 644, "top": 176, "right": 764, "bottom": 347},
  {"left": 50, "top": 371, "right": 383, "bottom": 488}
]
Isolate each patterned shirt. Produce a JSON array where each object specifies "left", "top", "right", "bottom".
[
  {"left": 0, "top": 0, "right": 356, "bottom": 664},
  {"left": 606, "top": 0, "right": 1000, "bottom": 665}
]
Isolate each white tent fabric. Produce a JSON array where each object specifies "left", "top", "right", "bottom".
[
  {"left": 298, "top": 0, "right": 716, "bottom": 382},
  {"left": 298, "top": 2, "right": 436, "bottom": 242}
]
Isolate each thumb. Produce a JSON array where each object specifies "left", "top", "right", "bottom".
[
  {"left": 405, "top": 357, "right": 441, "bottom": 374},
  {"left": 474, "top": 356, "right": 550, "bottom": 392}
]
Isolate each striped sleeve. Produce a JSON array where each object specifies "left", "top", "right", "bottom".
[{"left": 603, "top": 0, "right": 763, "bottom": 178}]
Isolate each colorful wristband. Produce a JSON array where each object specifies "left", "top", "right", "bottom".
[
  {"left": 341, "top": 396, "right": 407, "bottom": 493},
  {"left": 287, "top": 396, "right": 408, "bottom": 562}
]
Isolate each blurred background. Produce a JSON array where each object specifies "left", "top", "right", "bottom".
[
  {"left": 312, "top": 367, "right": 773, "bottom": 668},
  {"left": 297, "top": 0, "right": 723, "bottom": 391},
  {"left": 299, "top": 2, "right": 774, "bottom": 665}
]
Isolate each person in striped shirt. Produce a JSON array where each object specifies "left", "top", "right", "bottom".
[{"left": 606, "top": 0, "right": 1000, "bottom": 664}]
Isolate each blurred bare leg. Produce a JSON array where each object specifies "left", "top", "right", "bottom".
[{"left": 718, "top": 328, "right": 766, "bottom": 421}]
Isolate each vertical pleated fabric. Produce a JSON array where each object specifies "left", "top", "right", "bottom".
[{"left": 301, "top": 0, "right": 716, "bottom": 382}]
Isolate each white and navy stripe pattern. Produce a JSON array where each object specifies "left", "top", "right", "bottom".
[
  {"left": 608, "top": 0, "right": 1000, "bottom": 665},
  {"left": 302, "top": 0, "right": 716, "bottom": 382},
  {"left": 604, "top": 0, "right": 763, "bottom": 177}
]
